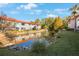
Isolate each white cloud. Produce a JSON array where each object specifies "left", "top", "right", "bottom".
[
  {"left": 16, "top": 5, "right": 24, "bottom": 10},
  {"left": 16, "top": 3, "right": 38, "bottom": 10},
  {"left": 43, "top": 9, "right": 53, "bottom": 14},
  {"left": 53, "top": 8, "right": 69, "bottom": 14},
  {"left": 34, "top": 10, "right": 42, "bottom": 13},
  {"left": 54, "top": 8, "right": 68, "bottom": 12},
  {"left": 10, "top": 11, "right": 18, "bottom": 14},
  {"left": 30, "top": 12, "right": 34, "bottom": 14},
  {"left": 38, "top": 3, "right": 44, "bottom": 5},
  {"left": 24, "top": 3, "right": 37, "bottom": 10},
  {"left": 26, "top": 9, "right": 42, "bottom": 15},
  {"left": 46, "top": 10, "right": 50, "bottom": 13},
  {"left": 32, "top": 9, "right": 42, "bottom": 15},
  {"left": 0, "top": 3, "right": 9, "bottom": 7},
  {"left": 47, "top": 14, "right": 58, "bottom": 18}
]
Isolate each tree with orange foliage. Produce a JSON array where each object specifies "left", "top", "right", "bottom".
[{"left": 53, "top": 16, "right": 63, "bottom": 30}]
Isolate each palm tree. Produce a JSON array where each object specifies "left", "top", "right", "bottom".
[{"left": 70, "top": 4, "right": 79, "bottom": 31}]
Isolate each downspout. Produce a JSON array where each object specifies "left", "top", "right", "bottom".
[{"left": 74, "top": 17, "right": 76, "bottom": 32}]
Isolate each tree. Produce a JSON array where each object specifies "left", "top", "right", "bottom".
[
  {"left": 70, "top": 4, "right": 79, "bottom": 31},
  {"left": 45, "top": 17, "right": 54, "bottom": 26},
  {"left": 35, "top": 18, "right": 40, "bottom": 24},
  {"left": 41, "top": 17, "right": 54, "bottom": 29},
  {"left": 62, "top": 16, "right": 70, "bottom": 29},
  {"left": 31, "top": 21, "right": 35, "bottom": 25},
  {"left": 41, "top": 23, "right": 48, "bottom": 29},
  {"left": 47, "top": 17, "right": 63, "bottom": 36},
  {"left": 53, "top": 17, "right": 63, "bottom": 30},
  {"left": 63, "top": 19, "right": 68, "bottom": 29},
  {"left": 40, "top": 19, "right": 47, "bottom": 29}
]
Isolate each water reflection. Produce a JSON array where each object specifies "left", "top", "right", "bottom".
[
  {"left": 9, "top": 31, "right": 53, "bottom": 51},
  {"left": 15, "top": 31, "right": 49, "bottom": 41}
]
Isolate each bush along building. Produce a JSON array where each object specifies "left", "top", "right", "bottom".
[{"left": 0, "top": 16, "right": 41, "bottom": 31}]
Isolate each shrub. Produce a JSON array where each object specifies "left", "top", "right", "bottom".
[
  {"left": 30, "top": 40, "right": 48, "bottom": 55},
  {"left": 32, "top": 26, "right": 36, "bottom": 30}
]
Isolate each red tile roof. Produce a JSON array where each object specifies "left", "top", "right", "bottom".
[
  {"left": 0, "top": 16, "right": 31, "bottom": 24},
  {"left": 0, "top": 16, "right": 40, "bottom": 25},
  {"left": 0, "top": 16, "right": 16, "bottom": 22}
]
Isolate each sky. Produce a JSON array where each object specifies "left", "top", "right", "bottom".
[{"left": 0, "top": 3, "right": 76, "bottom": 21}]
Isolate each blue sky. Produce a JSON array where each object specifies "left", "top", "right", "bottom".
[{"left": 0, "top": 3, "right": 76, "bottom": 21}]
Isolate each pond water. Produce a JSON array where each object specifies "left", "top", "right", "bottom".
[
  {"left": 9, "top": 31, "right": 52, "bottom": 50},
  {"left": 9, "top": 39, "right": 33, "bottom": 50},
  {"left": 16, "top": 40, "right": 33, "bottom": 48}
]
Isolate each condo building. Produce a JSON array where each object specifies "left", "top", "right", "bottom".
[{"left": 0, "top": 16, "right": 41, "bottom": 31}]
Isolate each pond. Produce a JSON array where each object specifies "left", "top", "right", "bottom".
[
  {"left": 9, "top": 39, "right": 33, "bottom": 50},
  {"left": 8, "top": 31, "right": 53, "bottom": 51},
  {"left": 16, "top": 39, "right": 33, "bottom": 48}
]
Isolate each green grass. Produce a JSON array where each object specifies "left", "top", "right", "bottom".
[
  {"left": 47, "top": 31, "right": 79, "bottom": 56},
  {"left": 0, "top": 31, "right": 79, "bottom": 56},
  {"left": 0, "top": 48, "right": 30, "bottom": 56}
]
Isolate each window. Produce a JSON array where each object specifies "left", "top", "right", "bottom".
[
  {"left": 77, "top": 20, "right": 79, "bottom": 27},
  {"left": 16, "top": 27, "right": 19, "bottom": 30},
  {"left": 21, "top": 23, "right": 25, "bottom": 25},
  {"left": 0, "top": 20, "right": 3, "bottom": 24}
]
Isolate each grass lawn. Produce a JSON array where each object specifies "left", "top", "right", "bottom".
[
  {"left": 47, "top": 31, "right": 79, "bottom": 56},
  {"left": 0, "top": 31, "right": 79, "bottom": 56}
]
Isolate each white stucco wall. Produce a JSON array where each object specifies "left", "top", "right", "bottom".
[
  {"left": 14, "top": 22, "right": 41, "bottom": 30},
  {"left": 15, "top": 23, "right": 33, "bottom": 30},
  {"left": 76, "top": 17, "right": 79, "bottom": 30},
  {"left": 25, "top": 24, "right": 32, "bottom": 30},
  {"left": 68, "top": 17, "right": 79, "bottom": 30},
  {"left": 15, "top": 23, "right": 22, "bottom": 30},
  {"left": 37, "top": 25, "right": 41, "bottom": 30},
  {"left": 68, "top": 20, "right": 75, "bottom": 29}
]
